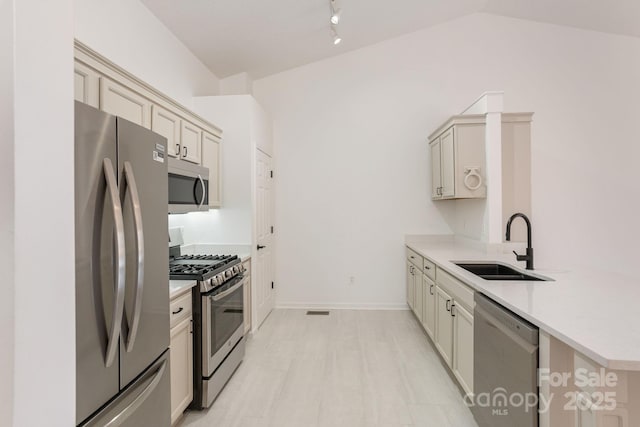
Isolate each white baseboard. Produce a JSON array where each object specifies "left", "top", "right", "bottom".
[{"left": 275, "top": 301, "right": 409, "bottom": 311}]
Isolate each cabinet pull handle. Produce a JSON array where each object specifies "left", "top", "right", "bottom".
[
  {"left": 175, "top": 143, "right": 180, "bottom": 155},
  {"left": 430, "top": 284, "right": 434, "bottom": 295},
  {"left": 183, "top": 146, "right": 188, "bottom": 157},
  {"left": 451, "top": 303, "right": 456, "bottom": 317},
  {"left": 446, "top": 299, "right": 451, "bottom": 312},
  {"left": 425, "top": 265, "right": 430, "bottom": 270},
  {"left": 172, "top": 307, "right": 184, "bottom": 315}
]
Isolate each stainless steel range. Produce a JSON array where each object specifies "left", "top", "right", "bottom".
[{"left": 169, "top": 249, "right": 247, "bottom": 409}]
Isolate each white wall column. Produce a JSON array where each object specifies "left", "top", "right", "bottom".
[
  {"left": 13, "top": 0, "right": 75, "bottom": 425},
  {"left": 462, "top": 92, "right": 504, "bottom": 244},
  {"left": 0, "top": 0, "right": 15, "bottom": 424}
]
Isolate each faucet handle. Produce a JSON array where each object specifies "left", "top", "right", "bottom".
[{"left": 513, "top": 250, "right": 527, "bottom": 261}]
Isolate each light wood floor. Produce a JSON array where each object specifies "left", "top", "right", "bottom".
[{"left": 178, "top": 309, "right": 478, "bottom": 427}]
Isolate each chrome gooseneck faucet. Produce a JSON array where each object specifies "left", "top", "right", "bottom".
[{"left": 506, "top": 212, "right": 534, "bottom": 270}]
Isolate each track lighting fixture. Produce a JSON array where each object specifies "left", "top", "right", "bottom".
[
  {"left": 329, "top": 0, "right": 342, "bottom": 45},
  {"left": 332, "top": 26, "right": 342, "bottom": 45}
]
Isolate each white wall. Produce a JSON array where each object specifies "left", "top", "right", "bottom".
[
  {"left": 168, "top": 96, "right": 254, "bottom": 245},
  {"left": 253, "top": 13, "right": 640, "bottom": 308},
  {"left": 0, "top": 0, "right": 15, "bottom": 423},
  {"left": 74, "top": 0, "right": 220, "bottom": 107},
  {"left": 13, "top": 0, "right": 76, "bottom": 425}
]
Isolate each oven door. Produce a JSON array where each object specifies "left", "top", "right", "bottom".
[{"left": 202, "top": 276, "right": 246, "bottom": 377}]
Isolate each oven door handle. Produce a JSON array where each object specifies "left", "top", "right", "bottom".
[{"left": 210, "top": 280, "right": 244, "bottom": 301}]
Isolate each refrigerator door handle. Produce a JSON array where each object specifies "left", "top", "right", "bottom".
[
  {"left": 197, "top": 174, "right": 205, "bottom": 209},
  {"left": 103, "top": 158, "right": 126, "bottom": 368},
  {"left": 123, "top": 161, "right": 145, "bottom": 353}
]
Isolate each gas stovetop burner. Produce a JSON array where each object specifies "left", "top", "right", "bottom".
[{"left": 169, "top": 254, "right": 240, "bottom": 282}]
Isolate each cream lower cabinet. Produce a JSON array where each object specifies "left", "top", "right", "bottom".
[
  {"left": 435, "top": 285, "right": 454, "bottom": 367},
  {"left": 422, "top": 275, "right": 436, "bottom": 340},
  {"left": 169, "top": 291, "right": 193, "bottom": 425},
  {"left": 452, "top": 301, "right": 474, "bottom": 395},
  {"left": 406, "top": 263, "right": 416, "bottom": 310},
  {"left": 242, "top": 258, "right": 252, "bottom": 334}
]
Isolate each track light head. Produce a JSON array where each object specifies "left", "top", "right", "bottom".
[
  {"left": 331, "top": 26, "right": 342, "bottom": 45},
  {"left": 330, "top": 8, "right": 341, "bottom": 25}
]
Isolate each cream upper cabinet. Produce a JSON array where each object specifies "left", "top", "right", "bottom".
[
  {"left": 100, "top": 78, "right": 151, "bottom": 128},
  {"left": 439, "top": 128, "right": 455, "bottom": 198},
  {"left": 180, "top": 121, "right": 202, "bottom": 164},
  {"left": 422, "top": 275, "right": 436, "bottom": 340},
  {"left": 430, "top": 138, "right": 442, "bottom": 199},
  {"left": 74, "top": 62, "right": 100, "bottom": 108},
  {"left": 428, "top": 117, "right": 487, "bottom": 200},
  {"left": 202, "top": 131, "right": 222, "bottom": 207},
  {"left": 452, "top": 301, "right": 474, "bottom": 395},
  {"left": 152, "top": 105, "right": 181, "bottom": 158},
  {"left": 435, "top": 285, "right": 454, "bottom": 367}
]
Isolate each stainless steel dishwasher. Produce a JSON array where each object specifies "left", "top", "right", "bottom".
[{"left": 473, "top": 293, "right": 539, "bottom": 427}]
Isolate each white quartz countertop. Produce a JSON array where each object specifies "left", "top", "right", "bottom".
[
  {"left": 169, "top": 280, "right": 197, "bottom": 300},
  {"left": 406, "top": 239, "right": 640, "bottom": 371}
]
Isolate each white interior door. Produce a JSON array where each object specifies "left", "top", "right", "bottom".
[{"left": 255, "top": 149, "right": 274, "bottom": 328}]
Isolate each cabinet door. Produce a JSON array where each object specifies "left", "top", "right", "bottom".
[
  {"left": 242, "top": 260, "right": 251, "bottom": 334},
  {"left": 406, "top": 263, "right": 415, "bottom": 310},
  {"left": 435, "top": 285, "right": 453, "bottom": 367},
  {"left": 74, "top": 62, "right": 100, "bottom": 108},
  {"left": 430, "top": 139, "right": 442, "bottom": 199},
  {"left": 151, "top": 105, "right": 181, "bottom": 158},
  {"left": 100, "top": 78, "right": 151, "bottom": 128},
  {"left": 422, "top": 275, "right": 436, "bottom": 340},
  {"left": 440, "top": 127, "right": 455, "bottom": 198},
  {"left": 202, "top": 131, "right": 221, "bottom": 207},
  {"left": 413, "top": 271, "right": 423, "bottom": 322},
  {"left": 452, "top": 302, "right": 474, "bottom": 395},
  {"left": 169, "top": 317, "right": 193, "bottom": 425},
  {"left": 180, "top": 121, "right": 202, "bottom": 164}
]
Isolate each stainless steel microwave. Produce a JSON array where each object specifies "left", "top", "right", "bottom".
[{"left": 168, "top": 157, "right": 210, "bottom": 214}]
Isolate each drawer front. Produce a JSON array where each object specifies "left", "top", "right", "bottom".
[
  {"left": 170, "top": 291, "right": 192, "bottom": 329},
  {"left": 423, "top": 258, "right": 435, "bottom": 280},
  {"left": 406, "top": 247, "right": 423, "bottom": 271},
  {"left": 435, "top": 268, "right": 474, "bottom": 312}
]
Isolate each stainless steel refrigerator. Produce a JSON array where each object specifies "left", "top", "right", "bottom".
[{"left": 75, "top": 101, "right": 171, "bottom": 426}]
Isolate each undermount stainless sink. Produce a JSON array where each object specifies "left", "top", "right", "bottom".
[{"left": 453, "top": 262, "right": 551, "bottom": 281}]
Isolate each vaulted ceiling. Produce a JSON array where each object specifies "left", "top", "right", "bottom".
[{"left": 140, "top": 0, "right": 640, "bottom": 79}]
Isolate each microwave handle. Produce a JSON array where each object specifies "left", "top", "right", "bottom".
[{"left": 197, "top": 174, "right": 205, "bottom": 208}]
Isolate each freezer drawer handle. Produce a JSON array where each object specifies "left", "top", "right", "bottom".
[
  {"left": 103, "top": 158, "right": 126, "bottom": 368},
  {"left": 102, "top": 358, "right": 167, "bottom": 427},
  {"left": 123, "top": 162, "right": 145, "bottom": 353}
]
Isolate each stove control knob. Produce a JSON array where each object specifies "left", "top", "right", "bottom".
[
  {"left": 210, "top": 277, "right": 218, "bottom": 287},
  {"left": 232, "top": 266, "right": 239, "bottom": 274},
  {"left": 225, "top": 270, "right": 232, "bottom": 279},
  {"left": 217, "top": 273, "right": 226, "bottom": 282}
]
